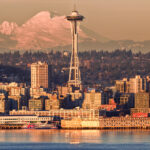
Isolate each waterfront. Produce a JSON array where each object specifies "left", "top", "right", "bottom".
[{"left": 0, "top": 129, "right": 150, "bottom": 149}]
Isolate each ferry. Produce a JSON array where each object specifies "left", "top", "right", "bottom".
[
  {"left": 23, "top": 123, "right": 35, "bottom": 129},
  {"left": 22, "top": 122, "right": 58, "bottom": 129}
]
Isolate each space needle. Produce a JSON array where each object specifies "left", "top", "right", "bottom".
[{"left": 66, "top": 9, "right": 84, "bottom": 89}]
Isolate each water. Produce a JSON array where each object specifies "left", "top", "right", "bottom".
[{"left": 0, "top": 129, "right": 150, "bottom": 150}]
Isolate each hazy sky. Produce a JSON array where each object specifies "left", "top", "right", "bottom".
[{"left": 0, "top": 0, "right": 150, "bottom": 41}]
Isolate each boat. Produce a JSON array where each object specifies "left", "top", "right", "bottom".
[
  {"left": 22, "top": 123, "right": 35, "bottom": 129},
  {"left": 22, "top": 122, "right": 58, "bottom": 129},
  {"left": 34, "top": 123, "right": 58, "bottom": 129}
]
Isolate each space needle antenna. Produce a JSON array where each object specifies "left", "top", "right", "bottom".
[
  {"left": 73, "top": 0, "right": 77, "bottom": 11},
  {"left": 73, "top": 3, "right": 76, "bottom": 11},
  {"left": 66, "top": 3, "right": 84, "bottom": 89}
]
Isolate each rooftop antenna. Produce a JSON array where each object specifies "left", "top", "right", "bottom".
[
  {"left": 73, "top": 4, "right": 76, "bottom": 11},
  {"left": 73, "top": 0, "right": 77, "bottom": 11}
]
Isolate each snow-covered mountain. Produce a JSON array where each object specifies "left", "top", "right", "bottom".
[
  {"left": 1, "top": 11, "right": 149, "bottom": 53},
  {"left": 0, "top": 11, "right": 94, "bottom": 50},
  {"left": 0, "top": 21, "right": 18, "bottom": 35}
]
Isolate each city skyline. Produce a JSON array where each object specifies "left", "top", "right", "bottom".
[{"left": 1, "top": 1, "right": 150, "bottom": 149}]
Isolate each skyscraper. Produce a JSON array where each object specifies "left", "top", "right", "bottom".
[
  {"left": 31, "top": 61, "right": 48, "bottom": 89},
  {"left": 66, "top": 10, "right": 84, "bottom": 88}
]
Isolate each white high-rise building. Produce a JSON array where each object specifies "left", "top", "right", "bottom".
[
  {"left": 31, "top": 61, "right": 48, "bottom": 88},
  {"left": 129, "top": 75, "right": 143, "bottom": 93},
  {"left": 115, "top": 75, "right": 149, "bottom": 93}
]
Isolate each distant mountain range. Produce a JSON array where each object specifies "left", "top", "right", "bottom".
[{"left": 0, "top": 11, "right": 150, "bottom": 53}]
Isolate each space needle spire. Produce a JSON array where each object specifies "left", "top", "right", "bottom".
[{"left": 66, "top": 9, "right": 84, "bottom": 89}]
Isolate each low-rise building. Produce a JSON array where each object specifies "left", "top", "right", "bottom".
[
  {"left": 134, "top": 92, "right": 149, "bottom": 108},
  {"left": 57, "top": 86, "right": 69, "bottom": 96},
  {"left": 8, "top": 95, "right": 22, "bottom": 110},
  {"left": 29, "top": 98, "right": 44, "bottom": 111},
  {"left": 69, "top": 90, "right": 83, "bottom": 101},
  {"left": 119, "top": 93, "right": 134, "bottom": 109},
  {"left": 0, "top": 94, "right": 10, "bottom": 114},
  {"left": 30, "top": 87, "right": 45, "bottom": 97},
  {"left": 130, "top": 92, "right": 150, "bottom": 114},
  {"left": 45, "top": 94, "right": 59, "bottom": 110}
]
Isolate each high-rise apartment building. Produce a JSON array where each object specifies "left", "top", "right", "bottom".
[
  {"left": 115, "top": 78, "right": 129, "bottom": 93},
  {"left": 129, "top": 75, "right": 143, "bottom": 93},
  {"left": 31, "top": 61, "right": 48, "bottom": 89},
  {"left": 115, "top": 75, "right": 148, "bottom": 94}
]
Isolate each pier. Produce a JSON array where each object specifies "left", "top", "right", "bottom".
[
  {"left": 61, "top": 117, "right": 150, "bottom": 129},
  {"left": 0, "top": 124, "right": 23, "bottom": 129},
  {"left": 0, "top": 116, "right": 53, "bottom": 124}
]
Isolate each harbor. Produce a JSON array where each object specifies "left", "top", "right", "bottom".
[
  {"left": 0, "top": 115, "right": 59, "bottom": 129},
  {"left": 1, "top": 114, "right": 150, "bottom": 130}
]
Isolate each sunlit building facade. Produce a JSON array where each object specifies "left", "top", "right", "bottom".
[{"left": 31, "top": 61, "right": 48, "bottom": 89}]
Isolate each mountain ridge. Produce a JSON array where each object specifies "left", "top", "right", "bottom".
[
  {"left": 0, "top": 11, "right": 150, "bottom": 53},
  {"left": 0, "top": 11, "right": 99, "bottom": 50}
]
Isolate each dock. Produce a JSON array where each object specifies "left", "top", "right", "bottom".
[
  {"left": 0, "top": 124, "right": 24, "bottom": 129},
  {"left": 61, "top": 117, "right": 150, "bottom": 129}
]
